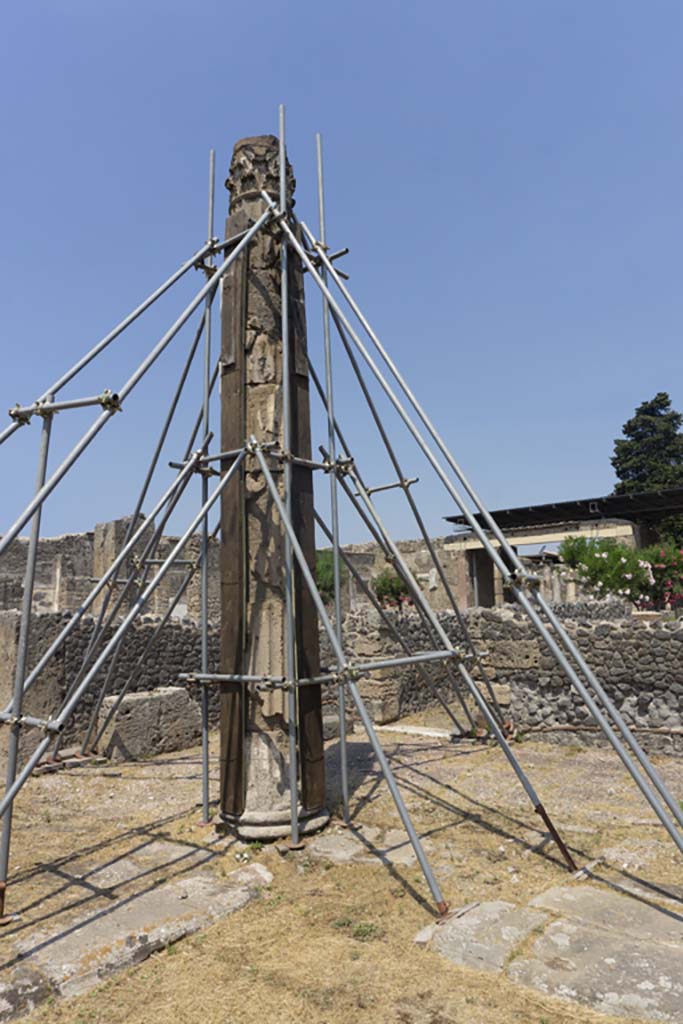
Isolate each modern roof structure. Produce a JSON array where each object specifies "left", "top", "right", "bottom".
[{"left": 445, "top": 486, "right": 683, "bottom": 532}]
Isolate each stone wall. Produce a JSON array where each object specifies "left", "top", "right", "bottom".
[
  {"left": 0, "top": 608, "right": 344, "bottom": 764},
  {"left": 0, "top": 610, "right": 221, "bottom": 764},
  {"left": 4, "top": 598, "right": 681, "bottom": 764},
  {"left": 0, "top": 520, "right": 222, "bottom": 624},
  {"left": 325, "top": 604, "right": 683, "bottom": 755}
]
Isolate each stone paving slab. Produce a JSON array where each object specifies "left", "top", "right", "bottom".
[
  {"left": 306, "top": 825, "right": 434, "bottom": 867},
  {"left": 509, "top": 917, "right": 683, "bottom": 1022},
  {"left": 428, "top": 885, "right": 683, "bottom": 1022},
  {"left": 431, "top": 901, "right": 548, "bottom": 972},
  {"left": 529, "top": 884, "right": 683, "bottom": 947},
  {"left": 0, "top": 863, "right": 272, "bottom": 1020}
]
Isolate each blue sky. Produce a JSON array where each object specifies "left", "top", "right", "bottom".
[{"left": 2, "top": 1, "right": 683, "bottom": 544}]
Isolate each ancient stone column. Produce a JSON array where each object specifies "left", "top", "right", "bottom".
[{"left": 218, "top": 136, "right": 328, "bottom": 839}]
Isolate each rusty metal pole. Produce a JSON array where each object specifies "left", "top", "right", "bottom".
[{"left": 218, "top": 133, "right": 328, "bottom": 839}]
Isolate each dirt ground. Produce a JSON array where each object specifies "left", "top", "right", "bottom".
[{"left": 1, "top": 709, "right": 682, "bottom": 1024}]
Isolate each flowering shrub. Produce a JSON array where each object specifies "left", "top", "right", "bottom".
[
  {"left": 558, "top": 537, "right": 652, "bottom": 604},
  {"left": 559, "top": 536, "right": 683, "bottom": 610},
  {"left": 639, "top": 542, "right": 683, "bottom": 609},
  {"left": 373, "top": 568, "right": 412, "bottom": 608}
]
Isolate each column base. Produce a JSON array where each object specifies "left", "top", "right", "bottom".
[{"left": 221, "top": 805, "right": 330, "bottom": 841}]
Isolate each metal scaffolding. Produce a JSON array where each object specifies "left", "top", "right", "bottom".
[{"left": 0, "top": 105, "right": 681, "bottom": 923}]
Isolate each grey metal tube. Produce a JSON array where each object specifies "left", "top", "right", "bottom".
[
  {"left": 284, "top": 209, "right": 683, "bottom": 845},
  {"left": 9, "top": 394, "right": 117, "bottom": 419},
  {"left": 0, "top": 449, "right": 247, "bottom": 821},
  {"left": 0, "top": 712, "right": 61, "bottom": 732},
  {"left": 279, "top": 107, "right": 299, "bottom": 844},
  {"left": 199, "top": 448, "right": 247, "bottom": 465},
  {"left": 328, "top": 308, "right": 504, "bottom": 725},
  {"left": 316, "top": 132, "right": 349, "bottom": 820},
  {"left": 183, "top": 359, "right": 220, "bottom": 461},
  {"left": 179, "top": 673, "right": 287, "bottom": 684},
  {"left": 199, "top": 148, "right": 216, "bottom": 822},
  {"left": 512, "top": 585, "right": 683, "bottom": 853},
  {"left": 252, "top": 440, "right": 446, "bottom": 911},
  {"left": 92, "top": 521, "right": 221, "bottom": 751},
  {"left": 0, "top": 210, "right": 271, "bottom": 561},
  {"left": 314, "top": 510, "right": 465, "bottom": 733},
  {"left": 2, "top": 456, "right": 200, "bottom": 714},
  {"left": 355, "top": 651, "right": 459, "bottom": 673},
  {"left": 0, "top": 241, "right": 214, "bottom": 447},
  {"left": 0, "top": 409, "right": 53, "bottom": 905}
]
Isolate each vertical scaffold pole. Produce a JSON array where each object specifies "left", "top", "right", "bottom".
[
  {"left": 253, "top": 441, "right": 447, "bottom": 913},
  {"left": 0, "top": 408, "right": 53, "bottom": 919},
  {"left": 200, "top": 148, "right": 216, "bottom": 822},
  {"left": 280, "top": 107, "right": 299, "bottom": 845},
  {"left": 316, "top": 133, "right": 349, "bottom": 822}
]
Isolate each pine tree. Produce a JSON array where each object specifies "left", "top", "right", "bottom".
[{"left": 612, "top": 392, "right": 683, "bottom": 495}]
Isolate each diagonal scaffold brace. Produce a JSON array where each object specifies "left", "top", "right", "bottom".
[{"left": 266, "top": 192, "right": 683, "bottom": 860}]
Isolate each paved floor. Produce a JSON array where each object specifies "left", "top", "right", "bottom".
[{"left": 0, "top": 728, "right": 681, "bottom": 1023}]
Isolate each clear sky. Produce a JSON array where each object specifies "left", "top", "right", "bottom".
[{"left": 2, "top": 1, "right": 683, "bottom": 545}]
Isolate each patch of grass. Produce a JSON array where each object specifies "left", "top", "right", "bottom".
[{"left": 351, "top": 922, "right": 384, "bottom": 942}]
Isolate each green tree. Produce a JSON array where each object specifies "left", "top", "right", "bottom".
[
  {"left": 612, "top": 392, "right": 683, "bottom": 494},
  {"left": 612, "top": 392, "right": 683, "bottom": 543}
]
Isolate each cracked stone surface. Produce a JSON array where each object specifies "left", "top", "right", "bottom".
[
  {"left": 509, "top": 917, "right": 683, "bottom": 1022},
  {"left": 528, "top": 885, "right": 683, "bottom": 947},
  {"left": 430, "top": 885, "right": 683, "bottom": 1022},
  {"left": 306, "top": 825, "right": 434, "bottom": 867},
  {"left": 432, "top": 900, "right": 548, "bottom": 971},
  {"left": 0, "top": 862, "right": 272, "bottom": 1018}
]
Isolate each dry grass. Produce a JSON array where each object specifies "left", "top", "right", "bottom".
[{"left": 2, "top": 724, "right": 681, "bottom": 1024}]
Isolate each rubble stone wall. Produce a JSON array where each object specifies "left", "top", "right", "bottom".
[
  {"left": 4, "top": 601, "right": 681, "bottom": 763},
  {"left": 328, "top": 604, "right": 683, "bottom": 755}
]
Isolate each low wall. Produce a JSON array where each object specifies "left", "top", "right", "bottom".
[
  {"left": 0, "top": 610, "right": 346, "bottom": 764},
  {"left": 3, "top": 600, "right": 682, "bottom": 764},
  {"left": 0, "top": 611, "right": 221, "bottom": 763},
  {"left": 330, "top": 604, "right": 683, "bottom": 755}
]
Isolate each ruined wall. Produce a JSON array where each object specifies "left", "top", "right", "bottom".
[
  {"left": 324, "top": 604, "right": 683, "bottom": 755},
  {"left": 339, "top": 536, "right": 469, "bottom": 613},
  {"left": 0, "top": 522, "right": 221, "bottom": 624},
  {"left": 0, "top": 610, "right": 221, "bottom": 763}
]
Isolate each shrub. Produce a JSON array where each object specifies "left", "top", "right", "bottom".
[
  {"left": 639, "top": 542, "right": 683, "bottom": 609},
  {"left": 315, "top": 549, "right": 346, "bottom": 604},
  {"left": 373, "top": 568, "right": 412, "bottom": 607},
  {"left": 558, "top": 536, "right": 652, "bottom": 604}
]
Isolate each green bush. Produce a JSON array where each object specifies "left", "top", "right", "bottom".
[
  {"left": 639, "top": 542, "right": 683, "bottom": 609},
  {"left": 558, "top": 536, "right": 652, "bottom": 603},
  {"left": 315, "top": 549, "right": 346, "bottom": 604},
  {"left": 373, "top": 568, "right": 412, "bottom": 607}
]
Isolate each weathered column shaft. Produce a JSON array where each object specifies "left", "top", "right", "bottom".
[{"left": 219, "top": 135, "right": 326, "bottom": 837}]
